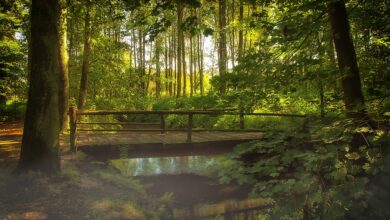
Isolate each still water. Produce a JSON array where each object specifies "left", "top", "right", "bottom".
[{"left": 110, "top": 156, "right": 271, "bottom": 219}]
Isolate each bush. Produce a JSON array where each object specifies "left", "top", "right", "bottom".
[{"left": 0, "top": 100, "right": 26, "bottom": 121}]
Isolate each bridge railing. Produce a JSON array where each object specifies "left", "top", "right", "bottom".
[{"left": 68, "top": 106, "right": 306, "bottom": 151}]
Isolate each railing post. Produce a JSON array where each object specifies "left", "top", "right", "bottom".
[
  {"left": 69, "top": 106, "right": 77, "bottom": 152},
  {"left": 160, "top": 113, "right": 165, "bottom": 134},
  {"left": 187, "top": 113, "right": 193, "bottom": 142},
  {"left": 239, "top": 111, "right": 245, "bottom": 129}
]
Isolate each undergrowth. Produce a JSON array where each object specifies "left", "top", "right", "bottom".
[{"left": 218, "top": 117, "right": 390, "bottom": 219}]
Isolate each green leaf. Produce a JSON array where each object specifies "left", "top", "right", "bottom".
[{"left": 346, "top": 152, "right": 361, "bottom": 160}]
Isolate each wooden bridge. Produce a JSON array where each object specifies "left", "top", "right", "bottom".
[{"left": 69, "top": 108, "right": 306, "bottom": 159}]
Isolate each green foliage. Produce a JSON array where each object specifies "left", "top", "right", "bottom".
[
  {"left": 0, "top": 100, "right": 26, "bottom": 120},
  {"left": 0, "top": 0, "right": 28, "bottom": 105},
  {"left": 219, "top": 118, "right": 390, "bottom": 219}
]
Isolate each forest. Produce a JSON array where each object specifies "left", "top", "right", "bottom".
[{"left": 0, "top": 0, "right": 389, "bottom": 219}]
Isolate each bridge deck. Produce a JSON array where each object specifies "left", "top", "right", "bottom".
[
  {"left": 76, "top": 131, "right": 263, "bottom": 147},
  {"left": 76, "top": 131, "right": 264, "bottom": 160}
]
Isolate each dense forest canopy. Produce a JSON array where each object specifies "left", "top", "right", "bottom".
[{"left": 1, "top": 0, "right": 388, "bottom": 116}]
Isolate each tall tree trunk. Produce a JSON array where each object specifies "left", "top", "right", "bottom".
[
  {"left": 218, "top": 0, "right": 227, "bottom": 85},
  {"left": 132, "top": 29, "right": 137, "bottom": 69},
  {"left": 193, "top": 33, "right": 197, "bottom": 94},
  {"left": 173, "top": 27, "right": 177, "bottom": 97},
  {"left": 18, "top": 0, "right": 62, "bottom": 173},
  {"left": 59, "top": 0, "right": 69, "bottom": 132},
  {"left": 146, "top": 42, "right": 153, "bottom": 95},
  {"left": 78, "top": 0, "right": 92, "bottom": 110},
  {"left": 164, "top": 36, "right": 169, "bottom": 96},
  {"left": 230, "top": 0, "right": 235, "bottom": 69},
  {"left": 238, "top": 0, "right": 243, "bottom": 60},
  {"left": 156, "top": 39, "right": 161, "bottom": 98},
  {"left": 190, "top": 36, "right": 194, "bottom": 97},
  {"left": 140, "top": 30, "right": 146, "bottom": 94},
  {"left": 327, "top": 0, "right": 366, "bottom": 118},
  {"left": 182, "top": 36, "right": 187, "bottom": 96},
  {"left": 176, "top": 2, "right": 183, "bottom": 97},
  {"left": 169, "top": 30, "right": 174, "bottom": 96},
  {"left": 198, "top": 35, "right": 204, "bottom": 95}
]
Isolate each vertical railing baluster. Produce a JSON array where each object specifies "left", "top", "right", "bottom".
[
  {"left": 240, "top": 111, "right": 245, "bottom": 129},
  {"left": 187, "top": 113, "right": 193, "bottom": 142},
  {"left": 69, "top": 106, "right": 77, "bottom": 152},
  {"left": 160, "top": 113, "right": 165, "bottom": 134}
]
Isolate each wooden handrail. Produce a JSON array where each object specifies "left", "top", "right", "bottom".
[
  {"left": 77, "top": 109, "right": 306, "bottom": 117},
  {"left": 69, "top": 106, "right": 307, "bottom": 151},
  {"left": 77, "top": 122, "right": 160, "bottom": 125},
  {"left": 76, "top": 128, "right": 264, "bottom": 132}
]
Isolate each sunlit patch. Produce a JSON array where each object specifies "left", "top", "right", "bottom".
[
  {"left": 0, "top": 140, "right": 21, "bottom": 145},
  {"left": 121, "top": 202, "right": 144, "bottom": 219},
  {"left": 22, "top": 211, "right": 47, "bottom": 220},
  {"left": 3, "top": 211, "right": 47, "bottom": 220},
  {"left": 91, "top": 199, "right": 112, "bottom": 211}
]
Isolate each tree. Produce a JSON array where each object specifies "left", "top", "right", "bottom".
[
  {"left": 77, "top": 0, "right": 92, "bottom": 110},
  {"left": 176, "top": 1, "right": 183, "bottom": 97},
  {"left": 218, "top": 0, "right": 227, "bottom": 93},
  {"left": 18, "top": 0, "right": 63, "bottom": 173},
  {"left": 327, "top": 0, "right": 366, "bottom": 118},
  {"left": 0, "top": 0, "right": 27, "bottom": 107},
  {"left": 59, "top": 0, "right": 69, "bottom": 131}
]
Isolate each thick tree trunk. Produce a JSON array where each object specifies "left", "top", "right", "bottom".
[
  {"left": 18, "top": 0, "right": 62, "bottom": 173},
  {"left": 327, "top": 0, "right": 366, "bottom": 118},
  {"left": 59, "top": 0, "right": 69, "bottom": 132},
  {"left": 78, "top": 0, "right": 92, "bottom": 110}
]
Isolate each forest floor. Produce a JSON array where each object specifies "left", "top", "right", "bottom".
[
  {"left": 0, "top": 121, "right": 270, "bottom": 219},
  {"left": 0, "top": 121, "right": 168, "bottom": 220}
]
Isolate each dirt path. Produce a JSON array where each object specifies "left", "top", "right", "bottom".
[
  {"left": 0, "top": 121, "right": 23, "bottom": 163},
  {"left": 0, "top": 121, "right": 167, "bottom": 219}
]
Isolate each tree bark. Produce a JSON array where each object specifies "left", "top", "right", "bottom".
[
  {"left": 59, "top": 0, "right": 69, "bottom": 132},
  {"left": 327, "top": 0, "right": 366, "bottom": 118},
  {"left": 198, "top": 34, "right": 204, "bottom": 95},
  {"left": 238, "top": 0, "right": 244, "bottom": 60},
  {"left": 190, "top": 35, "right": 194, "bottom": 97},
  {"left": 164, "top": 36, "right": 168, "bottom": 96},
  {"left": 230, "top": 0, "right": 235, "bottom": 69},
  {"left": 77, "top": 0, "right": 92, "bottom": 110},
  {"left": 156, "top": 39, "right": 161, "bottom": 98},
  {"left": 169, "top": 30, "right": 173, "bottom": 96},
  {"left": 176, "top": 2, "right": 183, "bottom": 97},
  {"left": 218, "top": 0, "right": 227, "bottom": 93},
  {"left": 18, "top": 0, "right": 62, "bottom": 173},
  {"left": 182, "top": 35, "right": 187, "bottom": 96}
]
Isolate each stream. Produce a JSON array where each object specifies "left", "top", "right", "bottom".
[{"left": 110, "top": 155, "right": 272, "bottom": 219}]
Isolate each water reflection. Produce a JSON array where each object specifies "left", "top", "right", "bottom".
[
  {"left": 110, "top": 155, "right": 224, "bottom": 177},
  {"left": 109, "top": 156, "right": 272, "bottom": 219}
]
